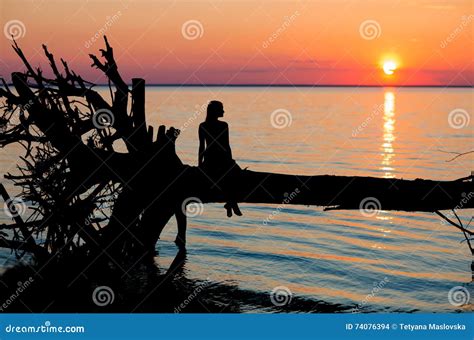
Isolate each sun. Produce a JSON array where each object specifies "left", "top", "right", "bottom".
[{"left": 383, "top": 61, "right": 397, "bottom": 75}]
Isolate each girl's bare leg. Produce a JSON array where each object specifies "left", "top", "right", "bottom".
[{"left": 174, "top": 206, "right": 187, "bottom": 248}]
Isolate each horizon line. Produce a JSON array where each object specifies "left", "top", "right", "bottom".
[
  {"left": 8, "top": 83, "right": 473, "bottom": 88},
  {"left": 95, "top": 84, "right": 474, "bottom": 88}
]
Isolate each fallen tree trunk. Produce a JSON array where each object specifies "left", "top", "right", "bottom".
[
  {"left": 173, "top": 164, "right": 474, "bottom": 212},
  {"left": 227, "top": 171, "right": 474, "bottom": 212}
]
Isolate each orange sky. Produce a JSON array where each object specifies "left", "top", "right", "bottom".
[{"left": 1, "top": 0, "right": 473, "bottom": 86}]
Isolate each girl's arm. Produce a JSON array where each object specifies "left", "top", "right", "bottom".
[
  {"left": 198, "top": 124, "right": 205, "bottom": 166},
  {"left": 224, "top": 122, "right": 233, "bottom": 159}
]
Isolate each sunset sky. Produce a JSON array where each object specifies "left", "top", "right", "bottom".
[{"left": 0, "top": 0, "right": 473, "bottom": 86}]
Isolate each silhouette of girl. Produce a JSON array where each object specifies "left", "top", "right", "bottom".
[{"left": 199, "top": 101, "right": 242, "bottom": 217}]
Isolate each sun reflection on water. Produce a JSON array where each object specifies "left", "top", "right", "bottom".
[{"left": 381, "top": 91, "right": 396, "bottom": 178}]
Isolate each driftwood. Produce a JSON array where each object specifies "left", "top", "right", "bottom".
[
  {"left": 0, "top": 37, "right": 472, "bottom": 260},
  {"left": 205, "top": 171, "right": 473, "bottom": 212}
]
